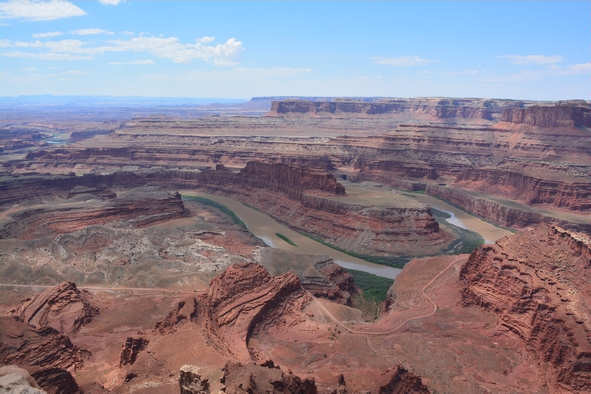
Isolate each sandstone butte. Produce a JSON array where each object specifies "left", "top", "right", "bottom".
[{"left": 1, "top": 223, "right": 590, "bottom": 392}]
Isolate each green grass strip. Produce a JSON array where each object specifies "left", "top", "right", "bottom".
[
  {"left": 297, "top": 230, "right": 410, "bottom": 268},
  {"left": 345, "top": 268, "right": 394, "bottom": 303},
  {"left": 275, "top": 232, "right": 297, "bottom": 246}
]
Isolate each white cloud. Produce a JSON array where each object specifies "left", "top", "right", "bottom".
[
  {"left": 98, "top": 0, "right": 124, "bottom": 5},
  {"left": 372, "top": 56, "right": 436, "bottom": 67},
  {"left": 199, "top": 36, "right": 215, "bottom": 44},
  {"left": 72, "top": 28, "right": 113, "bottom": 36},
  {"left": 109, "top": 35, "right": 243, "bottom": 65},
  {"left": 2, "top": 50, "right": 91, "bottom": 60},
  {"left": 0, "top": 35, "right": 244, "bottom": 65},
  {"left": 0, "top": 0, "right": 85, "bottom": 21},
  {"left": 109, "top": 59, "right": 154, "bottom": 65},
  {"left": 33, "top": 31, "right": 63, "bottom": 38},
  {"left": 499, "top": 54, "right": 563, "bottom": 65},
  {"left": 563, "top": 62, "right": 591, "bottom": 75}
]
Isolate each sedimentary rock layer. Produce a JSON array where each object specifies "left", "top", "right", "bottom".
[
  {"left": 12, "top": 282, "right": 98, "bottom": 334},
  {"left": 0, "top": 162, "right": 449, "bottom": 256},
  {"left": 269, "top": 98, "right": 528, "bottom": 122},
  {"left": 0, "top": 189, "right": 187, "bottom": 239},
  {"left": 461, "top": 224, "right": 591, "bottom": 391},
  {"left": 0, "top": 317, "right": 83, "bottom": 393},
  {"left": 501, "top": 101, "right": 591, "bottom": 128}
]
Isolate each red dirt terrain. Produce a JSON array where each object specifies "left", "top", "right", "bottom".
[
  {"left": 1, "top": 97, "right": 591, "bottom": 393},
  {"left": 4, "top": 224, "right": 589, "bottom": 392}
]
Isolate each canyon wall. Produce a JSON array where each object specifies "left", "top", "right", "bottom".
[
  {"left": 196, "top": 163, "right": 449, "bottom": 256},
  {"left": 425, "top": 184, "right": 591, "bottom": 234},
  {"left": 460, "top": 224, "right": 591, "bottom": 391},
  {"left": 0, "top": 162, "right": 449, "bottom": 257},
  {"left": 0, "top": 189, "right": 187, "bottom": 239},
  {"left": 269, "top": 98, "right": 529, "bottom": 121},
  {"left": 501, "top": 101, "right": 591, "bottom": 128}
]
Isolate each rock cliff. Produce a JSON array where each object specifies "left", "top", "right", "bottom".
[
  {"left": 158, "top": 263, "right": 311, "bottom": 362},
  {"left": 269, "top": 98, "right": 528, "bottom": 122},
  {"left": 501, "top": 101, "right": 591, "bottom": 128},
  {"left": 0, "top": 189, "right": 187, "bottom": 239},
  {"left": 12, "top": 282, "right": 99, "bottom": 334},
  {"left": 0, "top": 317, "right": 83, "bottom": 393},
  {"left": 203, "top": 263, "right": 311, "bottom": 361},
  {"left": 461, "top": 224, "right": 591, "bottom": 391}
]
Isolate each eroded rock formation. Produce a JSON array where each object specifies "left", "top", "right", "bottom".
[
  {"left": 12, "top": 282, "right": 98, "bottom": 334},
  {"left": 220, "top": 360, "right": 317, "bottom": 393},
  {"left": 179, "top": 365, "right": 210, "bottom": 394},
  {"left": 501, "top": 101, "right": 591, "bottom": 128},
  {"left": 378, "top": 366, "right": 431, "bottom": 394},
  {"left": 157, "top": 263, "right": 311, "bottom": 362},
  {"left": 119, "top": 337, "right": 149, "bottom": 367},
  {"left": 0, "top": 317, "right": 83, "bottom": 393},
  {"left": 203, "top": 263, "right": 311, "bottom": 360},
  {"left": 461, "top": 224, "right": 591, "bottom": 391},
  {"left": 0, "top": 365, "right": 46, "bottom": 394},
  {"left": 0, "top": 189, "right": 187, "bottom": 240}
]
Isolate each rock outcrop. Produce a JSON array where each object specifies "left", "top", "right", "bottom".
[
  {"left": 157, "top": 263, "right": 311, "bottom": 362},
  {"left": 304, "top": 260, "right": 357, "bottom": 305},
  {"left": 30, "top": 368, "right": 80, "bottom": 394},
  {"left": 0, "top": 317, "right": 83, "bottom": 393},
  {"left": 220, "top": 361, "right": 317, "bottom": 393},
  {"left": 154, "top": 298, "right": 199, "bottom": 334},
  {"left": 269, "top": 98, "right": 527, "bottom": 122},
  {"left": 119, "top": 337, "right": 149, "bottom": 367},
  {"left": 378, "top": 366, "right": 431, "bottom": 394},
  {"left": 0, "top": 365, "right": 46, "bottom": 394},
  {"left": 501, "top": 101, "right": 591, "bottom": 128},
  {"left": 12, "top": 282, "right": 98, "bottom": 334},
  {"left": 203, "top": 263, "right": 311, "bottom": 361},
  {"left": 179, "top": 365, "right": 210, "bottom": 394},
  {"left": 0, "top": 189, "right": 187, "bottom": 240},
  {"left": 461, "top": 224, "right": 591, "bottom": 391},
  {"left": 178, "top": 361, "right": 317, "bottom": 394}
]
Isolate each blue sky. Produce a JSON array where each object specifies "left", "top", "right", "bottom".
[{"left": 0, "top": 0, "right": 589, "bottom": 99}]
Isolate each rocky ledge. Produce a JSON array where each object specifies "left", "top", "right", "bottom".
[
  {"left": 11, "top": 282, "right": 99, "bottom": 334},
  {"left": 157, "top": 262, "right": 311, "bottom": 362},
  {"left": 461, "top": 224, "right": 591, "bottom": 391},
  {"left": 0, "top": 188, "right": 187, "bottom": 239}
]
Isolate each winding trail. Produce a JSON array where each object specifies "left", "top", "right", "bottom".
[{"left": 313, "top": 257, "right": 459, "bottom": 336}]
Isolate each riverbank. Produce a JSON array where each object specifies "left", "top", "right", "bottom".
[{"left": 181, "top": 191, "right": 402, "bottom": 280}]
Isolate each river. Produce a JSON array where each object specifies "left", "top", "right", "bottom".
[
  {"left": 182, "top": 188, "right": 511, "bottom": 280},
  {"left": 182, "top": 191, "right": 402, "bottom": 279},
  {"left": 405, "top": 193, "right": 513, "bottom": 244}
]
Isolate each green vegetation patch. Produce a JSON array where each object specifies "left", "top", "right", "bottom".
[
  {"left": 275, "top": 232, "right": 297, "bottom": 246},
  {"left": 297, "top": 230, "right": 410, "bottom": 268},
  {"left": 429, "top": 208, "right": 485, "bottom": 255},
  {"left": 182, "top": 195, "right": 248, "bottom": 231},
  {"left": 346, "top": 268, "right": 394, "bottom": 303}
]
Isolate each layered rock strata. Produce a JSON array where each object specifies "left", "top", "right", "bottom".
[
  {"left": 157, "top": 263, "right": 311, "bottom": 362},
  {"left": 0, "top": 189, "right": 187, "bottom": 239},
  {"left": 461, "top": 224, "right": 591, "bottom": 391},
  {"left": 12, "top": 282, "right": 98, "bottom": 334},
  {"left": 0, "top": 317, "right": 83, "bottom": 393}
]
